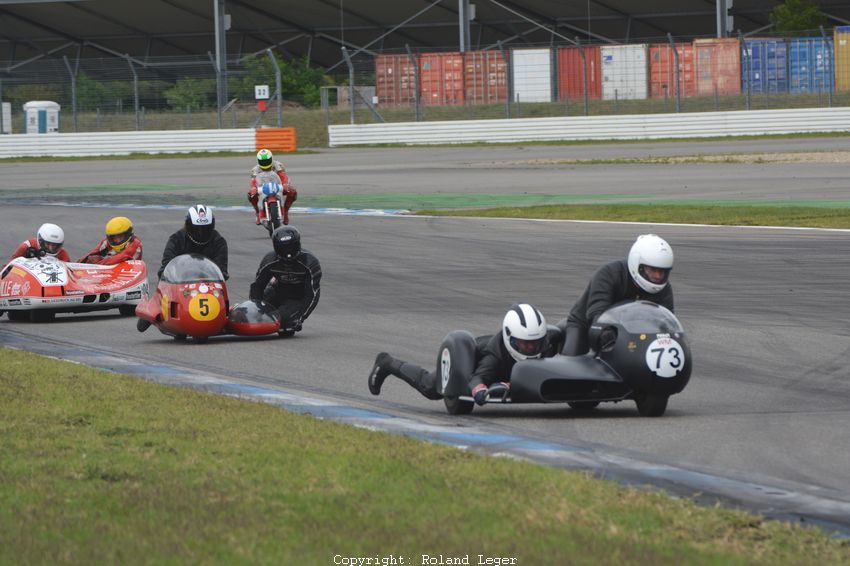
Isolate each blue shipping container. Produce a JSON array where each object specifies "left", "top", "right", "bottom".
[
  {"left": 788, "top": 37, "right": 834, "bottom": 93},
  {"left": 742, "top": 39, "right": 787, "bottom": 93}
]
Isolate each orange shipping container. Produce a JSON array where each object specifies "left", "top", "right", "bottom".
[
  {"left": 420, "top": 52, "right": 465, "bottom": 106},
  {"left": 556, "top": 46, "right": 602, "bottom": 101},
  {"left": 464, "top": 50, "right": 508, "bottom": 104},
  {"left": 649, "top": 43, "right": 696, "bottom": 98},
  {"left": 375, "top": 54, "right": 417, "bottom": 106},
  {"left": 694, "top": 38, "right": 741, "bottom": 96},
  {"left": 835, "top": 26, "right": 850, "bottom": 92}
]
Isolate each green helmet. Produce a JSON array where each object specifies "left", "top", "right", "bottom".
[{"left": 257, "top": 149, "right": 273, "bottom": 170}]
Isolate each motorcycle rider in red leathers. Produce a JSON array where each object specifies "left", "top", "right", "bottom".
[
  {"left": 248, "top": 148, "right": 297, "bottom": 226},
  {"left": 77, "top": 216, "right": 143, "bottom": 265},
  {"left": 6, "top": 223, "right": 70, "bottom": 264}
]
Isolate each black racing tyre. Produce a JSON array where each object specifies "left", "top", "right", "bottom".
[
  {"left": 30, "top": 310, "right": 55, "bottom": 323},
  {"left": 8, "top": 310, "right": 28, "bottom": 322},
  {"left": 567, "top": 401, "right": 600, "bottom": 412},
  {"left": 635, "top": 394, "right": 669, "bottom": 417},
  {"left": 444, "top": 396, "right": 474, "bottom": 415},
  {"left": 118, "top": 305, "right": 137, "bottom": 316},
  {"left": 194, "top": 336, "right": 208, "bottom": 344},
  {"left": 268, "top": 204, "right": 282, "bottom": 232},
  {"left": 174, "top": 334, "right": 187, "bottom": 342}
]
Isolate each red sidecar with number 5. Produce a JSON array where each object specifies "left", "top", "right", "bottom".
[{"left": 135, "top": 254, "right": 281, "bottom": 343}]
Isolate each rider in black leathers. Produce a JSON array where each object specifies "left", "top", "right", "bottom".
[
  {"left": 157, "top": 205, "right": 229, "bottom": 280},
  {"left": 563, "top": 234, "right": 674, "bottom": 356},
  {"left": 249, "top": 226, "right": 321, "bottom": 332},
  {"left": 369, "top": 303, "right": 559, "bottom": 405}
]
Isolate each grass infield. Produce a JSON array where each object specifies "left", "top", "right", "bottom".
[
  {"left": 417, "top": 203, "right": 850, "bottom": 229},
  {"left": 0, "top": 347, "right": 848, "bottom": 564}
]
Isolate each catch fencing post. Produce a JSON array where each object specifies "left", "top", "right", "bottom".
[
  {"left": 577, "top": 36, "right": 588, "bottom": 116},
  {"left": 405, "top": 44, "right": 422, "bottom": 121},
  {"left": 0, "top": 79, "right": 4, "bottom": 135},
  {"left": 740, "top": 31, "right": 750, "bottom": 110},
  {"left": 341, "top": 46, "right": 356, "bottom": 124},
  {"left": 667, "top": 33, "right": 681, "bottom": 113},
  {"left": 62, "top": 55, "right": 78, "bottom": 132},
  {"left": 498, "top": 40, "right": 511, "bottom": 118},
  {"left": 267, "top": 49, "right": 282, "bottom": 127},
  {"left": 125, "top": 55, "right": 140, "bottom": 130},
  {"left": 820, "top": 26, "right": 833, "bottom": 108}
]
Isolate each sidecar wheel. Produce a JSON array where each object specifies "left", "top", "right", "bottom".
[
  {"left": 30, "top": 310, "right": 55, "bottom": 322},
  {"left": 567, "top": 401, "right": 600, "bottom": 412},
  {"left": 444, "top": 396, "right": 474, "bottom": 415},
  {"left": 7, "top": 311, "right": 28, "bottom": 322},
  {"left": 194, "top": 336, "right": 208, "bottom": 344},
  {"left": 118, "top": 305, "right": 137, "bottom": 316},
  {"left": 173, "top": 334, "right": 187, "bottom": 342},
  {"left": 635, "top": 394, "right": 668, "bottom": 417}
]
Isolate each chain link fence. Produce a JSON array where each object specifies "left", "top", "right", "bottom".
[{"left": 1, "top": 30, "right": 849, "bottom": 145}]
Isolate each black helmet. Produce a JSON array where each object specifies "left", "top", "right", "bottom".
[
  {"left": 272, "top": 226, "right": 301, "bottom": 263},
  {"left": 185, "top": 204, "right": 215, "bottom": 245}
]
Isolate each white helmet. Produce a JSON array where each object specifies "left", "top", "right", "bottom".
[
  {"left": 627, "top": 234, "right": 673, "bottom": 294},
  {"left": 185, "top": 204, "right": 215, "bottom": 245},
  {"left": 502, "top": 303, "right": 548, "bottom": 362},
  {"left": 37, "top": 223, "right": 65, "bottom": 256}
]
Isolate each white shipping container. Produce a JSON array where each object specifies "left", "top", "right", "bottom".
[
  {"left": 1, "top": 102, "right": 10, "bottom": 134},
  {"left": 602, "top": 44, "right": 649, "bottom": 100},
  {"left": 511, "top": 48, "right": 552, "bottom": 103}
]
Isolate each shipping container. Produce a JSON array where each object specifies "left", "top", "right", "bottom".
[
  {"left": 694, "top": 38, "right": 742, "bottom": 97},
  {"left": 511, "top": 48, "right": 552, "bottom": 103},
  {"left": 420, "top": 52, "right": 465, "bottom": 106},
  {"left": 835, "top": 26, "right": 850, "bottom": 92},
  {"left": 375, "top": 54, "right": 417, "bottom": 106},
  {"left": 464, "top": 50, "right": 509, "bottom": 104},
  {"left": 742, "top": 39, "right": 788, "bottom": 94},
  {"left": 788, "top": 37, "right": 834, "bottom": 93},
  {"left": 556, "top": 45, "right": 602, "bottom": 101},
  {"left": 601, "top": 44, "right": 648, "bottom": 100},
  {"left": 648, "top": 43, "right": 696, "bottom": 98}
]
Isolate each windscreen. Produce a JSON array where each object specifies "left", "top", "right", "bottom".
[
  {"left": 161, "top": 254, "right": 223, "bottom": 284},
  {"left": 596, "top": 301, "right": 683, "bottom": 334}
]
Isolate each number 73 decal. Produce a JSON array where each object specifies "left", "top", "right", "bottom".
[{"left": 645, "top": 337, "right": 685, "bottom": 378}]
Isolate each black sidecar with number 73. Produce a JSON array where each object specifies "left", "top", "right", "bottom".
[{"left": 436, "top": 301, "right": 692, "bottom": 417}]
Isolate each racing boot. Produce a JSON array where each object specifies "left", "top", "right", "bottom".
[
  {"left": 368, "top": 353, "right": 441, "bottom": 400},
  {"left": 248, "top": 192, "right": 261, "bottom": 225}
]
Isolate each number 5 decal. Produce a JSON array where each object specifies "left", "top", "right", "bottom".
[
  {"left": 188, "top": 294, "right": 220, "bottom": 321},
  {"left": 645, "top": 338, "right": 685, "bottom": 378}
]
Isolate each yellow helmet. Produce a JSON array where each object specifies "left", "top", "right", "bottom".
[{"left": 105, "top": 216, "right": 134, "bottom": 252}]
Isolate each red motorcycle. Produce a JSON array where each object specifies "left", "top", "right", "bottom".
[{"left": 255, "top": 171, "right": 286, "bottom": 235}]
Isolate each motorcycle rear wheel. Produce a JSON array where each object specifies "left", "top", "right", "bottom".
[
  {"left": 444, "top": 396, "right": 474, "bottom": 415},
  {"left": 635, "top": 394, "right": 668, "bottom": 417}
]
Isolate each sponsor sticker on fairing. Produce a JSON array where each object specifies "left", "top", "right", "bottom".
[{"left": 126, "top": 291, "right": 142, "bottom": 300}]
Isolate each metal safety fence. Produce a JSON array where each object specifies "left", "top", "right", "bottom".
[{"left": 1, "top": 28, "right": 849, "bottom": 142}]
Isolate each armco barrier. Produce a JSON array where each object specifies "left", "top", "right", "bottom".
[
  {"left": 328, "top": 107, "right": 850, "bottom": 146},
  {"left": 0, "top": 128, "right": 296, "bottom": 158}
]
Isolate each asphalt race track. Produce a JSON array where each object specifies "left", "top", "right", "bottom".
[{"left": 2, "top": 138, "right": 849, "bottom": 526}]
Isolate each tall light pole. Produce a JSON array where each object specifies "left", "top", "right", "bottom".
[
  {"left": 459, "top": 0, "right": 472, "bottom": 51},
  {"left": 214, "top": 0, "right": 229, "bottom": 127}
]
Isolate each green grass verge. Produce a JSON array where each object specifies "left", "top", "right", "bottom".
[
  {"left": 1, "top": 347, "right": 848, "bottom": 564},
  {"left": 418, "top": 203, "right": 850, "bottom": 229}
]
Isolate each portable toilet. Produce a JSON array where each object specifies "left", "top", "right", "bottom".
[
  {"left": 1, "top": 102, "right": 10, "bottom": 134},
  {"left": 23, "top": 101, "right": 60, "bottom": 133}
]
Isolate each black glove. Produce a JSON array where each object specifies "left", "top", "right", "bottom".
[
  {"left": 471, "top": 384, "right": 488, "bottom": 406},
  {"left": 23, "top": 247, "right": 43, "bottom": 259}
]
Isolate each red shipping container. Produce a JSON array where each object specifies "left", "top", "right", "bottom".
[
  {"left": 694, "top": 38, "right": 741, "bottom": 97},
  {"left": 463, "top": 50, "right": 508, "bottom": 104},
  {"left": 557, "top": 46, "right": 602, "bottom": 101},
  {"left": 649, "top": 43, "right": 696, "bottom": 98},
  {"left": 375, "top": 54, "right": 417, "bottom": 106},
  {"left": 420, "top": 52, "right": 465, "bottom": 106}
]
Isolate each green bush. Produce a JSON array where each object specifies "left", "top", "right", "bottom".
[
  {"left": 229, "top": 52, "right": 333, "bottom": 108},
  {"left": 164, "top": 78, "right": 216, "bottom": 111}
]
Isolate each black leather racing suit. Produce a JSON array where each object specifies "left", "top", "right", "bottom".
[
  {"left": 157, "top": 229, "right": 229, "bottom": 280},
  {"left": 563, "top": 259, "right": 674, "bottom": 356},
  {"left": 248, "top": 249, "right": 321, "bottom": 328}
]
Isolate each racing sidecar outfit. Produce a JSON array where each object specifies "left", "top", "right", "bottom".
[
  {"left": 248, "top": 248, "right": 321, "bottom": 329},
  {"left": 157, "top": 228, "right": 229, "bottom": 280},
  {"left": 248, "top": 161, "right": 298, "bottom": 225},
  {"left": 77, "top": 236, "right": 143, "bottom": 265},
  {"left": 563, "top": 259, "right": 674, "bottom": 356},
  {"left": 371, "top": 331, "right": 561, "bottom": 400},
  {"left": 6, "top": 237, "right": 70, "bottom": 264}
]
